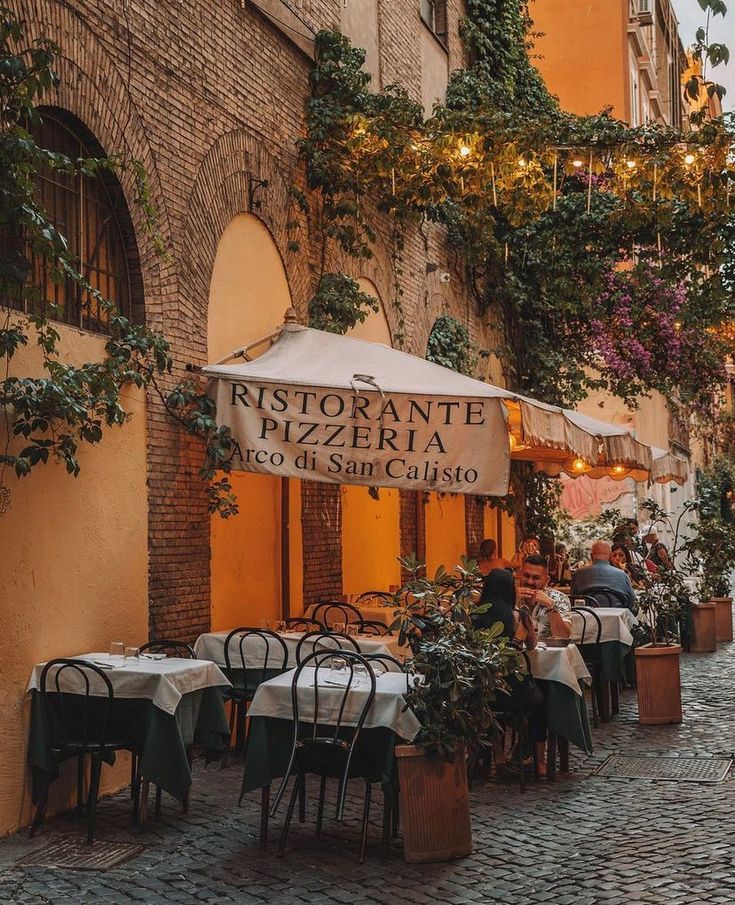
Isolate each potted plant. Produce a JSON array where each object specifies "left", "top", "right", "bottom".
[
  {"left": 683, "top": 516, "right": 735, "bottom": 644},
  {"left": 390, "top": 558, "right": 522, "bottom": 862},
  {"left": 634, "top": 500, "right": 694, "bottom": 724}
]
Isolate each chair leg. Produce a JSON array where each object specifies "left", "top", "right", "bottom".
[
  {"left": 298, "top": 776, "right": 306, "bottom": 824},
  {"left": 360, "top": 779, "right": 372, "bottom": 864},
  {"left": 315, "top": 776, "right": 327, "bottom": 835},
  {"left": 77, "top": 754, "right": 85, "bottom": 812},
  {"left": 86, "top": 755, "right": 103, "bottom": 844},
  {"left": 260, "top": 785, "right": 270, "bottom": 851},
  {"left": 223, "top": 700, "right": 236, "bottom": 767},
  {"left": 589, "top": 676, "right": 599, "bottom": 729},
  {"left": 131, "top": 754, "right": 141, "bottom": 823},
  {"left": 611, "top": 682, "right": 620, "bottom": 716},
  {"left": 138, "top": 779, "right": 150, "bottom": 831},
  {"left": 277, "top": 775, "right": 302, "bottom": 857}
]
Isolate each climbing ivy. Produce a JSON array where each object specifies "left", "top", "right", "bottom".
[
  {"left": 425, "top": 315, "right": 473, "bottom": 376},
  {"left": 0, "top": 11, "right": 237, "bottom": 516},
  {"left": 307, "top": 272, "right": 378, "bottom": 334}
]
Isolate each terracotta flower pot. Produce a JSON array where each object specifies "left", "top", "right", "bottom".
[
  {"left": 395, "top": 744, "right": 472, "bottom": 862},
  {"left": 690, "top": 602, "right": 717, "bottom": 653},
  {"left": 635, "top": 644, "right": 682, "bottom": 725},
  {"left": 710, "top": 597, "right": 733, "bottom": 643}
]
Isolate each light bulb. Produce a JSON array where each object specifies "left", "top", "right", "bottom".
[
  {"left": 572, "top": 159, "right": 583, "bottom": 168},
  {"left": 518, "top": 157, "right": 527, "bottom": 168},
  {"left": 612, "top": 464, "right": 626, "bottom": 475},
  {"left": 459, "top": 144, "right": 471, "bottom": 158},
  {"left": 684, "top": 153, "right": 695, "bottom": 165},
  {"left": 571, "top": 458, "right": 587, "bottom": 472},
  {"left": 626, "top": 159, "right": 636, "bottom": 170}
]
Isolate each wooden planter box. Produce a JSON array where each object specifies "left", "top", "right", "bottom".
[
  {"left": 690, "top": 602, "right": 717, "bottom": 653},
  {"left": 635, "top": 644, "right": 682, "bottom": 725},
  {"left": 395, "top": 744, "right": 472, "bottom": 862},
  {"left": 711, "top": 597, "right": 733, "bottom": 643}
]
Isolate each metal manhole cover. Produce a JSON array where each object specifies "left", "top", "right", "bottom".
[
  {"left": 16, "top": 836, "right": 146, "bottom": 870},
  {"left": 593, "top": 754, "right": 732, "bottom": 783}
]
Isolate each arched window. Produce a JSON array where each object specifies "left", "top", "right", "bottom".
[{"left": 22, "top": 109, "right": 143, "bottom": 332}]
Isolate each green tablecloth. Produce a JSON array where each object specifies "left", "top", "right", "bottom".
[
  {"left": 539, "top": 680, "right": 593, "bottom": 755},
  {"left": 28, "top": 686, "right": 230, "bottom": 803},
  {"left": 578, "top": 641, "right": 635, "bottom": 685},
  {"left": 241, "top": 716, "right": 397, "bottom": 798}
]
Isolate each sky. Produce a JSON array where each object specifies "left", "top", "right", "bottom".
[{"left": 671, "top": 0, "right": 734, "bottom": 113}]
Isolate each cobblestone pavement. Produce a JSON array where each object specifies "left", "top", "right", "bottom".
[{"left": 2, "top": 638, "right": 734, "bottom": 905}]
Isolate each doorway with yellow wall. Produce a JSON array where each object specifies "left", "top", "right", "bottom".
[
  {"left": 341, "top": 280, "right": 402, "bottom": 595},
  {"left": 207, "top": 213, "right": 303, "bottom": 630}
]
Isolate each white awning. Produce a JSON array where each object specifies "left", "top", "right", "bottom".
[
  {"left": 651, "top": 447, "right": 689, "bottom": 485},
  {"left": 203, "top": 324, "right": 514, "bottom": 496}
]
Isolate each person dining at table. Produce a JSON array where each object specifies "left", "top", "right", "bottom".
[
  {"left": 475, "top": 569, "right": 548, "bottom": 776},
  {"left": 611, "top": 541, "right": 646, "bottom": 590},
  {"left": 571, "top": 540, "right": 637, "bottom": 612},
  {"left": 476, "top": 538, "right": 515, "bottom": 576},
  {"left": 517, "top": 554, "right": 572, "bottom": 640},
  {"left": 510, "top": 536, "right": 541, "bottom": 571}
]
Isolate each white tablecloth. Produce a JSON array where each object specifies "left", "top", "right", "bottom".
[
  {"left": 527, "top": 644, "right": 592, "bottom": 696},
  {"left": 248, "top": 666, "right": 421, "bottom": 741},
  {"left": 26, "top": 655, "right": 230, "bottom": 716},
  {"left": 194, "top": 630, "right": 407, "bottom": 669},
  {"left": 571, "top": 607, "right": 636, "bottom": 647}
]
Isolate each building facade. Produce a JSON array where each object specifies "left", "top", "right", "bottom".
[{"left": 0, "top": 0, "right": 513, "bottom": 834}]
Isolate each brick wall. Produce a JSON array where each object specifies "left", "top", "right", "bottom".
[
  {"left": 15, "top": 0, "right": 491, "bottom": 637},
  {"left": 465, "top": 495, "right": 485, "bottom": 562}
]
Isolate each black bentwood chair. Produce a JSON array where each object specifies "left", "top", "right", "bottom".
[
  {"left": 283, "top": 617, "right": 324, "bottom": 633},
  {"left": 583, "top": 587, "right": 636, "bottom": 611},
  {"left": 572, "top": 606, "right": 604, "bottom": 727},
  {"left": 270, "top": 650, "right": 378, "bottom": 862},
  {"left": 359, "top": 620, "right": 390, "bottom": 636},
  {"left": 317, "top": 602, "right": 366, "bottom": 630},
  {"left": 222, "top": 628, "right": 289, "bottom": 765},
  {"left": 30, "top": 659, "right": 140, "bottom": 843},
  {"left": 139, "top": 639, "right": 195, "bottom": 659},
  {"left": 138, "top": 639, "right": 195, "bottom": 819},
  {"left": 355, "top": 591, "right": 393, "bottom": 605},
  {"left": 295, "top": 630, "right": 360, "bottom": 665}
]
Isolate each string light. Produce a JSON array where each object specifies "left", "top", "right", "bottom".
[
  {"left": 684, "top": 153, "right": 696, "bottom": 166},
  {"left": 611, "top": 464, "right": 630, "bottom": 478},
  {"left": 626, "top": 159, "right": 637, "bottom": 170},
  {"left": 459, "top": 144, "right": 471, "bottom": 158},
  {"left": 518, "top": 157, "right": 527, "bottom": 168},
  {"left": 572, "top": 158, "right": 583, "bottom": 168},
  {"left": 568, "top": 457, "right": 592, "bottom": 475}
]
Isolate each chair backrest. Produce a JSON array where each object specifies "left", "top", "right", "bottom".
[
  {"left": 572, "top": 606, "right": 603, "bottom": 645},
  {"left": 39, "top": 658, "right": 114, "bottom": 753},
  {"left": 355, "top": 591, "right": 392, "bottom": 606},
  {"left": 320, "top": 602, "right": 365, "bottom": 630},
  {"left": 223, "top": 627, "right": 289, "bottom": 694},
  {"left": 310, "top": 601, "right": 345, "bottom": 623},
  {"left": 583, "top": 587, "right": 630, "bottom": 609},
  {"left": 359, "top": 620, "right": 389, "bottom": 636},
  {"left": 361, "top": 652, "right": 409, "bottom": 691},
  {"left": 295, "top": 630, "right": 360, "bottom": 664},
  {"left": 140, "top": 639, "right": 195, "bottom": 658},
  {"left": 284, "top": 617, "right": 323, "bottom": 633}
]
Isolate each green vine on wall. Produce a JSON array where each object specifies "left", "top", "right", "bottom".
[
  {"left": 0, "top": 11, "right": 237, "bottom": 517},
  {"left": 307, "top": 272, "right": 378, "bottom": 334},
  {"left": 425, "top": 314, "right": 473, "bottom": 375}
]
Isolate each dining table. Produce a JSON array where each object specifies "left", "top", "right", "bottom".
[
  {"left": 571, "top": 606, "right": 638, "bottom": 684},
  {"left": 526, "top": 642, "right": 593, "bottom": 779},
  {"left": 304, "top": 601, "right": 400, "bottom": 628},
  {"left": 240, "top": 664, "right": 419, "bottom": 845},
  {"left": 194, "top": 628, "right": 408, "bottom": 670},
  {"left": 26, "top": 653, "right": 231, "bottom": 811}
]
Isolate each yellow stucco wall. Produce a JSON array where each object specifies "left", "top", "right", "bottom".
[
  {"left": 425, "top": 493, "right": 466, "bottom": 575},
  {"left": 531, "top": 0, "right": 629, "bottom": 119},
  {"left": 341, "top": 282, "right": 402, "bottom": 595},
  {"left": 207, "top": 213, "right": 302, "bottom": 630},
  {"left": 0, "top": 318, "right": 148, "bottom": 835}
]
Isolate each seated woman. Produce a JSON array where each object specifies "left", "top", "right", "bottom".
[
  {"left": 476, "top": 569, "right": 548, "bottom": 777},
  {"left": 476, "top": 538, "right": 515, "bottom": 576},
  {"left": 610, "top": 541, "right": 646, "bottom": 589}
]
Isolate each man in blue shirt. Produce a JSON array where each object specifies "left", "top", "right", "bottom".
[{"left": 571, "top": 540, "right": 638, "bottom": 612}]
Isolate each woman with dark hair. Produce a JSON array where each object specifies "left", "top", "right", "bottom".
[
  {"left": 476, "top": 569, "right": 546, "bottom": 777},
  {"left": 476, "top": 569, "right": 536, "bottom": 648}
]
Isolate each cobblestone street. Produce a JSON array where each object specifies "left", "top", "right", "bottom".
[{"left": 2, "top": 638, "right": 734, "bottom": 905}]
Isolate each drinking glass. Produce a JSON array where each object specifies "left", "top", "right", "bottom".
[
  {"left": 276, "top": 620, "right": 286, "bottom": 632},
  {"left": 124, "top": 646, "right": 140, "bottom": 668},
  {"left": 328, "top": 656, "right": 347, "bottom": 684},
  {"left": 353, "top": 662, "right": 369, "bottom": 685},
  {"left": 334, "top": 621, "right": 346, "bottom": 634},
  {"left": 109, "top": 641, "right": 124, "bottom": 665},
  {"left": 347, "top": 623, "right": 359, "bottom": 637}
]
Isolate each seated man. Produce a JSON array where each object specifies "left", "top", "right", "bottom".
[
  {"left": 571, "top": 539, "right": 637, "bottom": 612},
  {"left": 477, "top": 538, "right": 514, "bottom": 575},
  {"left": 518, "top": 554, "right": 572, "bottom": 640}
]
